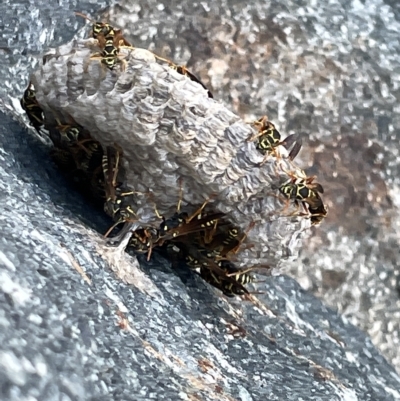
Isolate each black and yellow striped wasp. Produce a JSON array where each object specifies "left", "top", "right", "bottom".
[
  {"left": 102, "top": 145, "right": 139, "bottom": 235},
  {"left": 173, "top": 241, "right": 251, "bottom": 297},
  {"left": 20, "top": 82, "right": 44, "bottom": 134},
  {"left": 279, "top": 175, "right": 324, "bottom": 208},
  {"left": 200, "top": 259, "right": 254, "bottom": 297},
  {"left": 75, "top": 12, "right": 132, "bottom": 71},
  {"left": 248, "top": 116, "right": 302, "bottom": 164},
  {"left": 279, "top": 170, "right": 327, "bottom": 224}
]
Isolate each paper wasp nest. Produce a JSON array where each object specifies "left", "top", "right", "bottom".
[{"left": 32, "top": 38, "right": 311, "bottom": 268}]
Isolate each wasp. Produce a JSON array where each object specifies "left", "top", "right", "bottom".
[
  {"left": 47, "top": 118, "right": 91, "bottom": 150},
  {"left": 57, "top": 125, "right": 80, "bottom": 143},
  {"left": 53, "top": 119, "right": 86, "bottom": 144},
  {"left": 48, "top": 122, "right": 102, "bottom": 176},
  {"left": 248, "top": 116, "right": 302, "bottom": 164},
  {"left": 76, "top": 12, "right": 132, "bottom": 72},
  {"left": 75, "top": 11, "right": 114, "bottom": 39},
  {"left": 308, "top": 199, "right": 328, "bottom": 225},
  {"left": 199, "top": 261, "right": 251, "bottom": 297},
  {"left": 102, "top": 146, "right": 161, "bottom": 258},
  {"left": 20, "top": 82, "right": 44, "bottom": 133},
  {"left": 102, "top": 145, "right": 121, "bottom": 208},
  {"left": 75, "top": 12, "right": 132, "bottom": 46},
  {"left": 153, "top": 54, "right": 213, "bottom": 98},
  {"left": 279, "top": 175, "right": 324, "bottom": 208},
  {"left": 174, "top": 241, "right": 250, "bottom": 297},
  {"left": 103, "top": 186, "right": 140, "bottom": 235},
  {"left": 67, "top": 138, "right": 104, "bottom": 175},
  {"left": 47, "top": 118, "right": 106, "bottom": 205},
  {"left": 202, "top": 259, "right": 273, "bottom": 297},
  {"left": 171, "top": 65, "right": 213, "bottom": 98},
  {"left": 200, "top": 221, "right": 255, "bottom": 261},
  {"left": 92, "top": 33, "right": 128, "bottom": 71},
  {"left": 279, "top": 171, "right": 327, "bottom": 223},
  {"left": 127, "top": 227, "right": 160, "bottom": 258},
  {"left": 102, "top": 146, "right": 140, "bottom": 236},
  {"left": 126, "top": 206, "right": 223, "bottom": 261},
  {"left": 153, "top": 182, "right": 223, "bottom": 244},
  {"left": 158, "top": 210, "right": 224, "bottom": 244},
  {"left": 218, "top": 260, "right": 255, "bottom": 285}
]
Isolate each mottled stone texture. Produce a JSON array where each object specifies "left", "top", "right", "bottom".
[
  {"left": 1, "top": 112, "right": 400, "bottom": 401},
  {"left": 1, "top": 0, "right": 400, "bottom": 399}
]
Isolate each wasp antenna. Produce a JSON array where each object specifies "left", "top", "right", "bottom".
[
  {"left": 153, "top": 53, "right": 175, "bottom": 65},
  {"left": 154, "top": 205, "right": 162, "bottom": 219},
  {"left": 246, "top": 221, "right": 256, "bottom": 233},
  {"left": 146, "top": 245, "right": 153, "bottom": 261},
  {"left": 247, "top": 130, "right": 265, "bottom": 142},
  {"left": 186, "top": 198, "right": 210, "bottom": 223},
  {"left": 104, "top": 220, "right": 123, "bottom": 238},
  {"left": 74, "top": 11, "right": 94, "bottom": 23},
  {"left": 177, "top": 177, "right": 184, "bottom": 212},
  {"left": 253, "top": 115, "right": 269, "bottom": 128}
]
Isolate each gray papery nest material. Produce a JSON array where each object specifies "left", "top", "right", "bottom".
[{"left": 32, "top": 38, "right": 311, "bottom": 268}]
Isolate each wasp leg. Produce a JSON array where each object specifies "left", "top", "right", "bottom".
[
  {"left": 185, "top": 198, "right": 210, "bottom": 223},
  {"left": 105, "top": 221, "right": 136, "bottom": 246}
]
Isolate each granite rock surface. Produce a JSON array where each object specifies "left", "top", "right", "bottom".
[{"left": 1, "top": 0, "right": 400, "bottom": 399}]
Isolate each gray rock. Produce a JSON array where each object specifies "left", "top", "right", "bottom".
[{"left": 1, "top": 0, "right": 400, "bottom": 400}]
